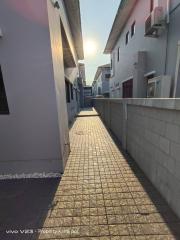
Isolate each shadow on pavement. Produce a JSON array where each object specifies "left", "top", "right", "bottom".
[
  {"left": 0, "top": 178, "right": 60, "bottom": 240},
  {"left": 107, "top": 123, "right": 180, "bottom": 239}
]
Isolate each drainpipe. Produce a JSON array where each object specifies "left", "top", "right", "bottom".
[
  {"left": 173, "top": 41, "right": 180, "bottom": 98},
  {"left": 122, "top": 102, "right": 128, "bottom": 151},
  {"left": 166, "top": 0, "right": 170, "bottom": 24}
]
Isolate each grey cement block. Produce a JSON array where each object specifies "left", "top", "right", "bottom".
[
  {"left": 166, "top": 123, "right": 180, "bottom": 143},
  {"left": 148, "top": 118, "right": 166, "bottom": 136},
  {"left": 175, "top": 160, "right": 180, "bottom": 181},
  {"left": 145, "top": 129, "right": 160, "bottom": 147},
  {"left": 170, "top": 142, "right": 180, "bottom": 162},
  {"left": 159, "top": 136, "right": 170, "bottom": 154},
  {"left": 95, "top": 98, "right": 180, "bottom": 218}
]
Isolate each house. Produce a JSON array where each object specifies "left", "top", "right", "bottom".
[
  {"left": 79, "top": 63, "right": 86, "bottom": 87},
  {"left": 84, "top": 86, "right": 93, "bottom": 108},
  {"left": 93, "top": 64, "right": 111, "bottom": 98},
  {"left": 77, "top": 63, "right": 86, "bottom": 108},
  {"left": 104, "top": 0, "right": 180, "bottom": 98},
  {"left": 0, "top": 0, "right": 84, "bottom": 178},
  {"left": 92, "top": 80, "right": 98, "bottom": 97}
]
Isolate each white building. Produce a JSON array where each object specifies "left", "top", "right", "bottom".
[
  {"left": 105, "top": 0, "right": 180, "bottom": 98},
  {"left": 79, "top": 63, "right": 86, "bottom": 87},
  {"left": 0, "top": 0, "right": 84, "bottom": 178},
  {"left": 84, "top": 86, "right": 93, "bottom": 108},
  {"left": 78, "top": 63, "right": 86, "bottom": 108},
  {"left": 93, "top": 64, "right": 111, "bottom": 98}
]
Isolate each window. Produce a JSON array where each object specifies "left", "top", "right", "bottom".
[
  {"left": 150, "top": 0, "right": 154, "bottom": 12},
  {"left": 125, "top": 31, "right": 129, "bottom": 45},
  {"left": 65, "top": 80, "right": 70, "bottom": 103},
  {"left": 131, "top": 21, "right": 136, "bottom": 37},
  {"left": 0, "top": 66, "right": 9, "bottom": 114},
  {"left": 117, "top": 47, "right": 120, "bottom": 62},
  {"left": 70, "top": 84, "right": 74, "bottom": 100}
]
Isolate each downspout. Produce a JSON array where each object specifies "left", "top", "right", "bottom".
[{"left": 173, "top": 41, "right": 180, "bottom": 98}]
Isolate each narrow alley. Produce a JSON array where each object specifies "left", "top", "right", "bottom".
[
  {"left": 38, "top": 109, "right": 180, "bottom": 239},
  {"left": 1, "top": 1, "right": 180, "bottom": 239}
]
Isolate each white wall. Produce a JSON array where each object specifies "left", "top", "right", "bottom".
[
  {"left": 0, "top": 0, "right": 77, "bottom": 177},
  {"left": 48, "top": 0, "right": 80, "bottom": 125},
  {"left": 94, "top": 68, "right": 111, "bottom": 97},
  {"left": 47, "top": 0, "right": 70, "bottom": 170},
  {"left": 59, "top": 0, "right": 79, "bottom": 72},
  {"left": 58, "top": 0, "right": 80, "bottom": 122},
  {"left": 101, "top": 68, "right": 110, "bottom": 95}
]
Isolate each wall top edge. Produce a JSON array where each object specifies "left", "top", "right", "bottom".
[{"left": 94, "top": 98, "right": 180, "bottom": 111}]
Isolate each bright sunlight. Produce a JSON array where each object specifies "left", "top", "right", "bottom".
[{"left": 84, "top": 39, "right": 98, "bottom": 57}]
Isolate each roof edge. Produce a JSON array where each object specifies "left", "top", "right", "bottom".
[
  {"left": 104, "top": 0, "right": 137, "bottom": 54},
  {"left": 94, "top": 64, "right": 111, "bottom": 81},
  {"left": 63, "top": 0, "right": 84, "bottom": 60}
]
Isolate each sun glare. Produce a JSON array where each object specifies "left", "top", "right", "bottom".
[{"left": 84, "top": 40, "right": 97, "bottom": 56}]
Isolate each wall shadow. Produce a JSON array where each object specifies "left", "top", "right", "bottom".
[
  {"left": 0, "top": 178, "right": 60, "bottom": 240},
  {"left": 100, "top": 117, "right": 180, "bottom": 239}
]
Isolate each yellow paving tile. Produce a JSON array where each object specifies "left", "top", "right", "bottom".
[{"left": 40, "top": 116, "right": 180, "bottom": 239}]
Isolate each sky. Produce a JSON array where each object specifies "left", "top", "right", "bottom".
[{"left": 79, "top": 0, "right": 120, "bottom": 85}]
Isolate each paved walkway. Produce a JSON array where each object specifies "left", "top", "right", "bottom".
[
  {"left": 1, "top": 112, "right": 180, "bottom": 240},
  {"left": 77, "top": 108, "right": 99, "bottom": 117},
  {"left": 37, "top": 113, "right": 180, "bottom": 239}
]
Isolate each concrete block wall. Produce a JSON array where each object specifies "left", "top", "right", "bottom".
[
  {"left": 94, "top": 98, "right": 180, "bottom": 218},
  {"left": 110, "top": 102, "right": 124, "bottom": 145}
]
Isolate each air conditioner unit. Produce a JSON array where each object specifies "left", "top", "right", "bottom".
[
  {"left": 147, "top": 76, "right": 171, "bottom": 98},
  {"left": 145, "top": 7, "right": 165, "bottom": 37}
]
